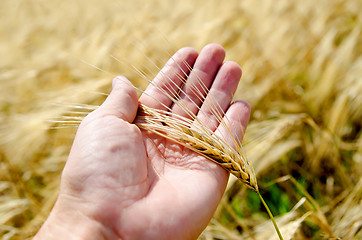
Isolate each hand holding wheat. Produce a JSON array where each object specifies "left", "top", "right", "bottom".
[{"left": 34, "top": 44, "right": 252, "bottom": 240}]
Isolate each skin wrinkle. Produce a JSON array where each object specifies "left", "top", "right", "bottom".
[
  {"left": 145, "top": 134, "right": 207, "bottom": 172},
  {"left": 197, "top": 62, "right": 241, "bottom": 121},
  {"left": 192, "top": 46, "right": 225, "bottom": 74},
  {"left": 118, "top": 173, "right": 206, "bottom": 240},
  {"left": 173, "top": 69, "right": 214, "bottom": 115},
  {"left": 101, "top": 80, "right": 138, "bottom": 123},
  {"left": 214, "top": 101, "right": 250, "bottom": 149},
  {"left": 147, "top": 130, "right": 214, "bottom": 170},
  {"left": 197, "top": 88, "right": 231, "bottom": 130},
  {"left": 53, "top": 193, "right": 121, "bottom": 239},
  {"left": 143, "top": 129, "right": 225, "bottom": 187},
  {"left": 171, "top": 45, "right": 225, "bottom": 118},
  {"left": 64, "top": 171, "right": 148, "bottom": 208},
  {"left": 118, "top": 184, "right": 176, "bottom": 239},
  {"left": 141, "top": 48, "right": 198, "bottom": 110},
  {"left": 143, "top": 132, "right": 167, "bottom": 176}
]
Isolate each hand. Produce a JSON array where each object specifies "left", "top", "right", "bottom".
[{"left": 34, "top": 44, "right": 251, "bottom": 240}]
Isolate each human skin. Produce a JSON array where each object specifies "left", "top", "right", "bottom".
[{"left": 34, "top": 43, "right": 251, "bottom": 240}]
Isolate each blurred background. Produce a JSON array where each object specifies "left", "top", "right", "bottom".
[{"left": 0, "top": 0, "right": 361, "bottom": 239}]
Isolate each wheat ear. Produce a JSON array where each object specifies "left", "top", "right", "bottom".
[
  {"left": 135, "top": 103, "right": 283, "bottom": 240},
  {"left": 136, "top": 104, "right": 258, "bottom": 191}
]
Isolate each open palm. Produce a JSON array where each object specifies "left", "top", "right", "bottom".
[{"left": 38, "top": 44, "right": 250, "bottom": 240}]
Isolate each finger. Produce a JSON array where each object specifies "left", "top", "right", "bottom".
[
  {"left": 197, "top": 61, "right": 242, "bottom": 131},
  {"left": 139, "top": 47, "right": 198, "bottom": 111},
  {"left": 171, "top": 43, "right": 225, "bottom": 119},
  {"left": 214, "top": 100, "right": 251, "bottom": 149},
  {"left": 96, "top": 76, "right": 138, "bottom": 123}
]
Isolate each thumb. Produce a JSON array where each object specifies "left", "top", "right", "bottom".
[{"left": 98, "top": 76, "right": 138, "bottom": 123}]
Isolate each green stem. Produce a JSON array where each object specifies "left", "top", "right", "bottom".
[{"left": 256, "top": 191, "right": 284, "bottom": 240}]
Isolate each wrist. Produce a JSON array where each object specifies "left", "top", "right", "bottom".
[{"left": 34, "top": 197, "right": 120, "bottom": 240}]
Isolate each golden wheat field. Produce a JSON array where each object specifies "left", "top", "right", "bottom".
[{"left": 0, "top": 0, "right": 361, "bottom": 239}]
